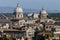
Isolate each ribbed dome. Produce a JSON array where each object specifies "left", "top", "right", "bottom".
[
  {"left": 16, "top": 3, "right": 23, "bottom": 12},
  {"left": 41, "top": 8, "right": 48, "bottom": 15},
  {"left": 41, "top": 10, "right": 47, "bottom": 14}
]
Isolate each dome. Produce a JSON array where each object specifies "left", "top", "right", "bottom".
[
  {"left": 16, "top": 7, "right": 23, "bottom": 12},
  {"left": 41, "top": 8, "right": 48, "bottom": 15},
  {"left": 16, "top": 3, "right": 23, "bottom": 12},
  {"left": 41, "top": 10, "right": 47, "bottom": 14}
]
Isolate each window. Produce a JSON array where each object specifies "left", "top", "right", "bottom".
[
  {"left": 20, "top": 22, "right": 22, "bottom": 25},
  {"left": 18, "top": 15, "right": 19, "bottom": 17},
  {"left": 46, "top": 26, "right": 48, "bottom": 28},
  {"left": 21, "top": 15, "right": 22, "bottom": 17},
  {"left": 49, "top": 26, "right": 51, "bottom": 28}
]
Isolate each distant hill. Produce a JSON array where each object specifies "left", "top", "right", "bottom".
[{"left": 0, "top": 7, "right": 60, "bottom": 13}]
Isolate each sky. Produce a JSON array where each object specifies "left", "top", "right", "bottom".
[{"left": 0, "top": 0, "right": 60, "bottom": 10}]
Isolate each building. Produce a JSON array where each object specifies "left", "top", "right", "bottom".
[{"left": 0, "top": 3, "right": 60, "bottom": 40}]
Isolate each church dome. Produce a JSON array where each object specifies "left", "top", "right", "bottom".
[
  {"left": 16, "top": 4, "right": 23, "bottom": 13},
  {"left": 41, "top": 8, "right": 48, "bottom": 15}
]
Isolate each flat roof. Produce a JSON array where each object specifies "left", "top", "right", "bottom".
[{"left": 0, "top": 29, "right": 25, "bottom": 32}]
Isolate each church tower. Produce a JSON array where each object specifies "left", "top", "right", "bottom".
[{"left": 15, "top": 3, "right": 23, "bottom": 19}]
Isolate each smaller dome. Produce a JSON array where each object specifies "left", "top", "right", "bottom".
[
  {"left": 41, "top": 8, "right": 48, "bottom": 15},
  {"left": 16, "top": 3, "right": 23, "bottom": 12},
  {"left": 16, "top": 7, "right": 23, "bottom": 12},
  {"left": 41, "top": 10, "right": 47, "bottom": 14}
]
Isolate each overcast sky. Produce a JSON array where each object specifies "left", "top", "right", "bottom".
[{"left": 0, "top": 0, "right": 60, "bottom": 10}]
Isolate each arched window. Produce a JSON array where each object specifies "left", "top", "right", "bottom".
[
  {"left": 18, "top": 15, "right": 19, "bottom": 17},
  {"left": 46, "top": 26, "right": 48, "bottom": 28},
  {"left": 49, "top": 26, "right": 51, "bottom": 28},
  {"left": 21, "top": 15, "right": 22, "bottom": 18}
]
